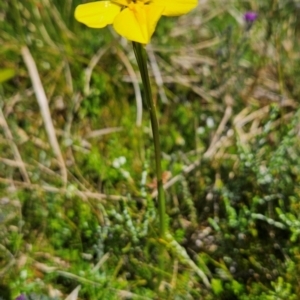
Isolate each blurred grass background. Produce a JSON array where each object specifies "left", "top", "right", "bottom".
[{"left": 1, "top": 0, "right": 300, "bottom": 299}]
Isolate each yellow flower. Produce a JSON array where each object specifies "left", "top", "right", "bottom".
[{"left": 75, "top": 0, "right": 198, "bottom": 44}]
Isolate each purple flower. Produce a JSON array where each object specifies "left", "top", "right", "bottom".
[
  {"left": 15, "top": 295, "right": 27, "bottom": 300},
  {"left": 244, "top": 11, "right": 258, "bottom": 23}
]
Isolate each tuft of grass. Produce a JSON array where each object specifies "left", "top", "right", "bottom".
[{"left": 1, "top": 0, "right": 300, "bottom": 299}]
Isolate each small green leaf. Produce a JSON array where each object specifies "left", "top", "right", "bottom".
[
  {"left": 211, "top": 278, "right": 223, "bottom": 295},
  {"left": 0, "top": 69, "right": 15, "bottom": 83}
]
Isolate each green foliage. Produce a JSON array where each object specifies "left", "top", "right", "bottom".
[{"left": 1, "top": 0, "right": 300, "bottom": 299}]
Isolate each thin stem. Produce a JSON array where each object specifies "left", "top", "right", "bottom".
[{"left": 132, "top": 42, "right": 167, "bottom": 238}]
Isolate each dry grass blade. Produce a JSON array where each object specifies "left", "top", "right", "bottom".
[
  {"left": 84, "top": 45, "right": 109, "bottom": 96},
  {"left": 0, "top": 177, "right": 128, "bottom": 202},
  {"left": 65, "top": 285, "right": 81, "bottom": 300},
  {"left": 0, "top": 106, "right": 30, "bottom": 183},
  {"left": 234, "top": 105, "right": 270, "bottom": 128},
  {"left": 86, "top": 127, "right": 123, "bottom": 139},
  {"left": 21, "top": 46, "right": 67, "bottom": 185},
  {"left": 186, "top": 37, "right": 222, "bottom": 51},
  {"left": 116, "top": 47, "right": 143, "bottom": 126},
  {"left": 146, "top": 45, "right": 169, "bottom": 104},
  {"left": 205, "top": 98, "right": 233, "bottom": 157}
]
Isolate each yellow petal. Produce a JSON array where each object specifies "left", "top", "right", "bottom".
[
  {"left": 111, "top": 0, "right": 130, "bottom": 6},
  {"left": 113, "top": 4, "right": 164, "bottom": 44},
  {"left": 152, "top": 0, "right": 198, "bottom": 16},
  {"left": 75, "top": 1, "right": 121, "bottom": 28}
]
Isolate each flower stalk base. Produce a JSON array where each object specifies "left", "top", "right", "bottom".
[{"left": 132, "top": 42, "right": 167, "bottom": 238}]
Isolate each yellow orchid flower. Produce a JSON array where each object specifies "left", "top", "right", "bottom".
[{"left": 75, "top": 0, "right": 198, "bottom": 44}]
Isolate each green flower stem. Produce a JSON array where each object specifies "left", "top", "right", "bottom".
[{"left": 132, "top": 42, "right": 167, "bottom": 238}]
